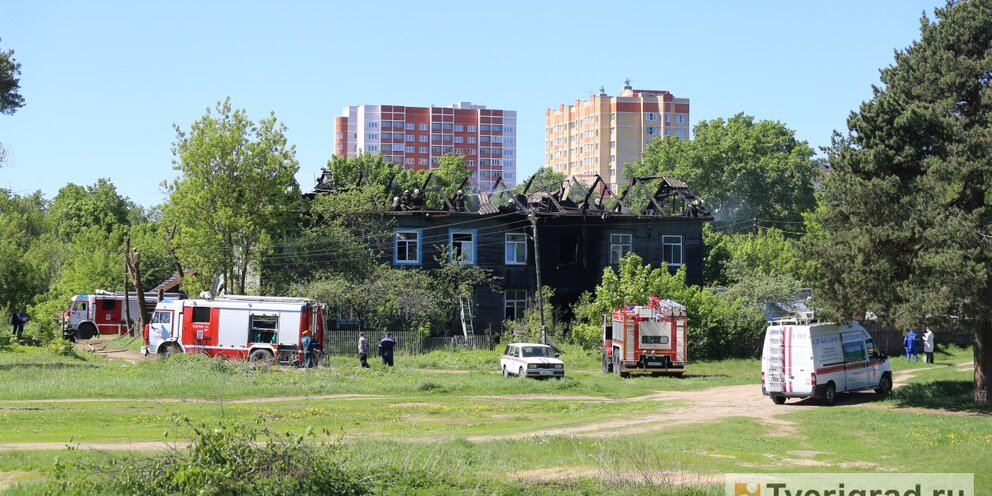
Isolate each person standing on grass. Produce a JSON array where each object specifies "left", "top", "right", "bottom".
[
  {"left": 923, "top": 327, "right": 935, "bottom": 364},
  {"left": 904, "top": 328, "right": 920, "bottom": 362},
  {"left": 301, "top": 330, "right": 314, "bottom": 368},
  {"left": 358, "top": 332, "right": 370, "bottom": 368},
  {"left": 13, "top": 308, "right": 27, "bottom": 339},
  {"left": 8, "top": 309, "right": 17, "bottom": 336},
  {"left": 378, "top": 332, "right": 396, "bottom": 367}
]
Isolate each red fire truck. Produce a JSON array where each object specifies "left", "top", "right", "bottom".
[
  {"left": 602, "top": 297, "right": 687, "bottom": 377},
  {"left": 141, "top": 295, "right": 325, "bottom": 366},
  {"left": 62, "top": 291, "right": 177, "bottom": 341}
]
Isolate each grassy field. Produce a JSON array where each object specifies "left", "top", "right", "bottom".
[{"left": 0, "top": 343, "right": 986, "bottom": 494}]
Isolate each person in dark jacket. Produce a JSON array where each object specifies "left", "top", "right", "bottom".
[
  {"left": 377, "top": 332, "right": 396, "bottom": 367},
  {"left": 903, "top": 329, "right": 920, "bottom": 362},
  {"left": 13, "top": 309, "right": 27, "bottom": 339}
]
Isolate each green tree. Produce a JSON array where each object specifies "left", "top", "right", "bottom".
[
  {"left": 810, "top": 0, "right": 992, "bottom": 403},
  {"left": 47, "top": 179, "right": 132, "bottom": 243},
  {"left": 0, "top": 38, "right": 24, "bottom": 165},
  {"left": 625, "top": 113, "right": 818, "bottom": 225},
  {"left": 0, "top": 190, "right": 48, "bottom": 312},
  {"left": 165, "top": 99, "right": 301, "bottom": 295}
]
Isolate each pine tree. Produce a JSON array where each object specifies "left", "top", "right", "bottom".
[{"left": 812, "top": 0, "right": 992, "bottom": 403}]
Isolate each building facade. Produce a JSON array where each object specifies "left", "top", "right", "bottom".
[
  {"left": 545, "top": 81, "right": 690, "bottom": 191},
  {"left": 334, "top": 103, "right": 517, "bottom": 191}
]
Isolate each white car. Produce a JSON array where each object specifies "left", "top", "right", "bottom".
[{"left": 500, "top": 343, "right": 565, "bottom": 378}]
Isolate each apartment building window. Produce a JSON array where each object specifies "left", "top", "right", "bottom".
[
  {"left": 442, "top": 123, "right": 453, "bottom": 131},
  {"left": 468, "top": 137, "right": 477, "bottom": 144},
  {"left": 405, "top": 134, "right": 414, "bottom": 141},
  {"left": 666, "top": 129, "right": 673, "bottom": 136},
  {"left": 419, "top": 158, "right": 428, "bottom": 165},
  {"left": 455, "top": 124, "right": 463, "bottom": 132},
  {"left": 610, "top": 233, "right": 632, "bottom": 264},
  {"left": 504, "top": 160, "right": 512, "bottom": 169},
  {"left": 454, "top": 148, "right": 463, "bottom": 154},
  {"left": 467, "top": 160, "right": 476, "bottom": 167},
  {"left": 404, "top": 157, "right": 414, "bottom": 165},
  {"left": 676, "top": 130, "right": 686, "bottom": 138},
  {"left": 662, "top": 235, "right": 683, "bottom": 266},
  {"left": 503, "top": 126, "right": 513, "bottom": 133},
  {"left": 505, "top": 233, "right": 527, "bottom": 265},
  {"left": 646, "top": 127, "right": 657, "bottom": 135},
  {"left": 419, "top": 123, "right": 428, "bottom": 130},
  {"left": 368, "top": 133, "right": 377, "bottom": 140},
  {"left": 665, "top": 114, "right": 671, "bottom": 123},
  {"left": 646, "top": 113, "right": 656, "bottom": 121},
  {"left": 393, "top": 230, "right": 421, "bottom": 265},
  {"left": 467, "top": 125, "right": 476, "bottom": 132},
  {"left": 504, "top": 289, "right": 528, "bottom": 320},
  {"left": 405, "top": 146, "right": 414, "bottom": 153},
  {"left": 368, "top": 122, "right": 377, "bottom": 128},
  {"left": 677, "top": 115, "right": 685, "bottom": 124},
  {"left": 405, "top": 123, "right": 414, "bottom": 130},
  {"left": 419, "top": 135, "right": 428, "bottom": 142},
  {"left": 468, "top": 149, "right": 476, "bottom": 155}
]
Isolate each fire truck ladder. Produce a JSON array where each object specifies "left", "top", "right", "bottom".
[
  {"left": 458, "top": 295, "right": 474, "bottom": 339},
  {"left": 765, "top": 327, "right": 786, "bottom": 391}
]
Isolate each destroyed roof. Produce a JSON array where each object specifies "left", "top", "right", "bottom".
[{"left": 307, "top": 172, "right": 712, "bottom": 220}]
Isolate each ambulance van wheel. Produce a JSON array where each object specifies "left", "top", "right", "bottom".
[
  {"left": 817, "top": 382, "right": 837, "bottom": 405},
  {"left": 875, "top": 373, "right": 893, "bottom": 395},
  {"left": 518, "top": 367, "right": 526, "bottom": 378},
  {"left": 771, "top": 395, "right": 787, "bottom": 405}
]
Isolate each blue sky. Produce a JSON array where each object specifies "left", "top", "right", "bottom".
[{"left": 1, "top": 1, "right": 945, "bottom": 207}]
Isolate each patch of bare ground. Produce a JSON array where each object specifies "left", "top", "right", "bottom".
[{"left": 511, "top": 466, "right": 723, "bottom": 485}]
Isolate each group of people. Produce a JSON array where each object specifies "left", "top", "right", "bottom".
[
  {"left": 903, "top": 327, "right": 936, "bottom": 363},
  {"left": 358, "top": 331, "right": 396, "bottom": 368},
  {"left": 8, "top": 309, "right": 28, "bottom": 339}
]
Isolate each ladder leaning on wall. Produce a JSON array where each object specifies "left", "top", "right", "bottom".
[{"left": 458, "top": 295, "right": 475, "bottom": 340}]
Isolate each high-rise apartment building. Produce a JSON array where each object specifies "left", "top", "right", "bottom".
[
  {"left": 334, "top": 102, "right": 517, "bottom": 190},
  {"left": 545, "top": 81, "right": 690, "bottom": 190}
]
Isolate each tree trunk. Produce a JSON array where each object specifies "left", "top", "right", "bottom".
[{"left": 975, "top": 315, "right": 992, "bottom": 404}]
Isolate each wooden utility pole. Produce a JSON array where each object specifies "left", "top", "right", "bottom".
[
  {"left": 123, "top": 234, "right": 150, "bottom": 333},
  {"left": 123, "top": 259, "right": 132, "bottom": 335},
  {"left": 529, "top": 212, "right": 547, "bottom": 345}
]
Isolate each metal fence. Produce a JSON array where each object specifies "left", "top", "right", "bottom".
[{"left": 323, "top": 330, "right": 496, "bottom": 356}]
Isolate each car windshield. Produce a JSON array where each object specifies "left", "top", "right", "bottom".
[{"left": 521, "top": 346, "right": 553, "bottom": 358}]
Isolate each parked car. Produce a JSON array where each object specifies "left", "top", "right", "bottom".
[{"left": 500, "top": 343, "right": 565, "bottom": 378}]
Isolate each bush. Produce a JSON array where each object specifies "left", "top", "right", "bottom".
[{"left": 45, "top": 338, "right": 78, "bottom": 358}]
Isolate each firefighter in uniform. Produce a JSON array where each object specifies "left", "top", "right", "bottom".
[{"left": 377, "top": 332, "right": 396, "bottom": 367}]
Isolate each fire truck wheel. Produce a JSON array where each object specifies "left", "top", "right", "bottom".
[
  {"left": 76, "top": 323, "right": 96, "bottom": 340},
  {"left": 602, "top": 354, "right": 613, "bottom": 373},
  {"left": 771, "top": 395, "right": 787, "bottom": 405},
  {"left": 160, "top": 344, "right": 177, "bottom": 359},
  {"left": 875, "top": 373, "right": 893, "bottom": 395},
  {"left": 249, "top": 349, "right": 274, "bottom": 364}
]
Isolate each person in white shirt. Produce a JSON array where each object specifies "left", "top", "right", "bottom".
[
  {"left": 358, "top": 332, "right": 370, "bottom": 368},
  {"left": 923, "top": 327, "right": 935, "bottom": 364}
]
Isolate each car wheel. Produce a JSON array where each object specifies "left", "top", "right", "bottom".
[
  {"left": 518, "top": 367, "right": 526, "bottom": 379},
  {"left": 771, "top": 395, "right": 787, "bottom": 405},
  {"left": 875, "top": 373, "right": 893, "bottom": 395},
  {"left": 819, "top": 382, "right": 837, "bottom": 405}
]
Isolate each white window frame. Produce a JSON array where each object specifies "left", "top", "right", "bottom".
[
  {"left": 662, "top": 235, "right": 683, "bottom": 266},
  {"left": 610, "top": 233, "right": 632, "bottom": 264},
  {"left": 505, "top": 232, "right": 527, "bottom": 265},
  {"left": 449, "top": 229, "right": 476, "bottom": 265},
  {"left": 393, "top": 229, "right": 422, "bottom": 265},
  {"left": 504, "top": 289, "right": 528, "bottom": 321}
]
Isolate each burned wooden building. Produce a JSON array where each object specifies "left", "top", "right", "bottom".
[{"left": 310, "top": 171, "right": 713, "bottom": 335}]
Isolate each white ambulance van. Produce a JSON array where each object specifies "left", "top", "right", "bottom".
[{"left": 761, "top": 320, "right": 892, "bottom": 405}]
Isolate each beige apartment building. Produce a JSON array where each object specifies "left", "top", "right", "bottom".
[{"left": 545, "top": 81, "right": 690, "bottom": 190}]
